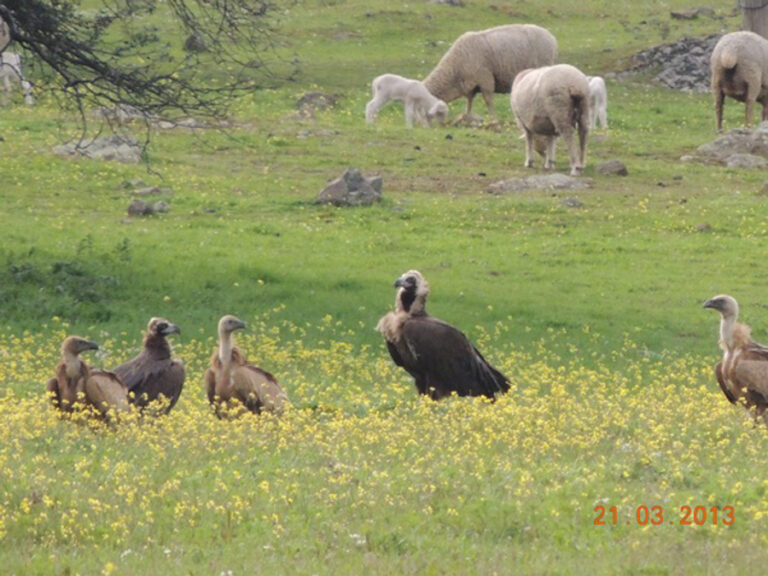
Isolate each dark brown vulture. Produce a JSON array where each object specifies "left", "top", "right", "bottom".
[
  {"left": 377, "top": 270, "right": 510, "bottom": 400},
  {"left": 704, "top": 294, "right": 768, "bottom": 425},
  {"left": 204, "top": 315, "right": 288, "bottom": 418},
  {"left": 113, "top": 317, "right": 185, "bottom": 414},
  {"left": 45, "top": 336, "right": 129, "bottom": 419}
]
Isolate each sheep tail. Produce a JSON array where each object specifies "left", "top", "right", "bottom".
[
  {"left": 720, "top": 47, "right": 738, "bottom": 70},
  {"left": 570, "top": 93, "right": 587, "bottom": 128}
]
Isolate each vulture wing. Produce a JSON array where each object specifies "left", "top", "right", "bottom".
[
  {"left": 732, "top": 360, "right": 768, "bottom": 404},
  {"left": 204, "top": 367, "right": 217, "bottom": 405},
  {"left": 232, "top": 365, "right": 287, "bottom": 414},
  {"left": 85, "top": 370, "right": 130, "bottom": 416},
  {"left": 385, "top": 340, "right": 406, "bottom": 367},
  {"left": 114, "top": 353, "right": 186, "bottom": 411},
  {"left": 401, "top": 317, "right": 509, "bottom": 399},
  {"left": 715, "top": 362, "right": 738, "bottom": 404}
]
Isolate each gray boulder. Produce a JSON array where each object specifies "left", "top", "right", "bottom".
[
  {"left": 54, "top": 136, "right": 142, "bottom": 164},
  {"left": 487, "top": 173, "right": 590, "bottom": 194},
  {"left": 316, "top": 168, "right": 382, "bottom": 206},
  {"left": 128, "top": 199, "right": 169, "bottom": 216}
]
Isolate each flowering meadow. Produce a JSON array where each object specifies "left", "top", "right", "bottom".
[{"left": 1, "top": 316, "right": 767, "bottom": 575}]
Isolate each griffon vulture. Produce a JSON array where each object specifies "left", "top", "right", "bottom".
[
  {"left": 204, "top": 315, "right": 288, "bottom": 417},
  {"left": 704, "top": 294, "right": 768, "bottom": 424},
  {"left": 113, "top": 317, "right": 185, "bottom": 414},
  {"left": 377, "top": 270, "right": 510, "bottom": 400},
  {"left": 45, "top": 336, "right": 129, "bottom": 419}
]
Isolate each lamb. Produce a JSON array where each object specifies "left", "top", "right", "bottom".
[
  {"left": 510, "top": 64, "right": 591, "bottom": 176},
  {"left": 587, "top": 76, "right": 608, "bottom": 130},
  {"left": 423, "top": 24, "right": 557, "bottom": 121},
  {"left": 710, "top": 31, "right": 768, "bottom": 132},
  {"left": 365, "top": 73, "right": 449, "bottom": 128},
  {"left": 0, "top": 51, "right": 34, "bottom": 106}
]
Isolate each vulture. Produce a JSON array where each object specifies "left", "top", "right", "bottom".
[
  {"left": 113, "top": 317, "right": 185, "bottom": 414},
  {"left": 45, "top": 336, "right": 129, "bottom": 419},
  {"left": 204, "top": 315, "right": 288, "bottom": 418},
  {"left": 704, "top": 294, "right": 768, "bottom": 425},
  {"left": 376, "top": 270, "right": 510, "bottom": 400}
]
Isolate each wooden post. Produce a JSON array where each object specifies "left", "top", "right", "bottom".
[{"left": 741, "top": 0, "right": 768, "bottom": 39}]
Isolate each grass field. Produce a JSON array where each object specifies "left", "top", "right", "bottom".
[{"left": 2, "top": 0, "right": 768, "bottom": 574}]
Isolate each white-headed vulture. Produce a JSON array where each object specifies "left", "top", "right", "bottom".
[
  {"left": 46, "top": 336, "right": 129, "bottom": 418},
  {"left": 204, "top": 315, "right": 288, "bottom": 418},
  {"left": 377, "top": 270, "right": 509, "bottom": 400},
  {"left": 113, "top": 317, "right": 185, "bottom": 414},
  {"left": 704, "top": 294, "right": 768, "bottom": 424}
]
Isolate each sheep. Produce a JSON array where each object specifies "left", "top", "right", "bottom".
[
  {"left": 365, "top": 73, "right": 449, "bottom": 128},
  {"left": 423, "top": 24, "right": 557, "bottom": 121},
  {"left": 587, "top": 76, "right": 608, "bottom": 130},
  {"left": 510, "top": 64, "right": 590, "bottom": 176},
  {"left": 0, "top": 51, "right": 34, "bottom": 106},
  {"left": 710, "top": 31, "right": 768, "bottom": 132}
]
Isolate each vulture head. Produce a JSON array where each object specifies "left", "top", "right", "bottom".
[
  {"left": 218, "top": 315, "right": 247, "bottom": 336},
  {"left": 61, "top": 336, "right": 99, "bottom": 357},
  {"left": 146, "top": 317, "right": 181, "bottom": 338},
  {"left": 704, "top": 294, "right": 739, "bottom": 320},
  {"left": 394, "top": 270, "right": 430, "bottom": 314}
]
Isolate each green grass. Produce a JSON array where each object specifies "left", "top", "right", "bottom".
[{"left": 2, "top": 0, "right": 768, "bottom": 573}]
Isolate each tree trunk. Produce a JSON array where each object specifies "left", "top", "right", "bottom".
[{"left": 742, "top": 1, "right": 768, "bottom": 39}]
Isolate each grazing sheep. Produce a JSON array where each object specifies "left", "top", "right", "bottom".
[
  {"left": 510, "top": 64, "right": 591, "bottom": 176},
  {"left": 365, "top": 73, "right": 449, "bottom": 128},
  {"left": 587, "top": 76, "right": 608, "bottom": 129},
  {"left": 423, "top": 24, "right": 557, "bottom": 120},
  {"left": 710, "top": 31, "right": 768, "bottom": 132},
  {"left": 0, "top": 51, "right": 33, "bottom": 106}
]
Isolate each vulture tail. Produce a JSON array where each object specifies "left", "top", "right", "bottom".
[{"left": 472, "top": 346, "right": 510, "bottom": 396}]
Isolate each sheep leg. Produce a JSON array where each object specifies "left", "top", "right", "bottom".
[
  {"left": 545, "top": 137, "right": 556, "bottom": 170},
  {"left": 523, "top": 128, "right": 535, "bottom": 168},
  {"left": 365, "top": 95, "right": 386, "bottom": 124},
  {"left": 414, "top": 105, "right": 429, "bottom": 128},
  {"left": 745, "top": 98, "right": 755, "bottom": 129},
  {"left": 481, "top": 90, "right": 497, "bottom": 121},
  {"left": 404, "top": 101, "right": 415, "bottom": 129},
  {"left": 562, "top": 130, "right": 582, "bottom": 176},
  {"left": 577, "top": 123, "right": 588, "bottom": 173},
  {"left": 465, "top": 94, "right": 475, "bottom": 117},
  {"left": 599, "top": 107, "right": 607, "bottom": 129},
  {"left": 714, "top": 88, "right": 725, "bottom": 133}
]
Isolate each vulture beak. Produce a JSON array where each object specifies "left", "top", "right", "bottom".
[
  {"left": 163, "top": 323, "right": 181, "bottom": 336},
  {"left": 703, "top": 298, "right": 720, "bottom": 311},
  {"left": 80, "top": 339, "right": 100, "bottom": 352},
  {"left": 394, "top": 277, "right": 406, "bottom": 288},
  {"left": 234, "top": 319, "right": 247, "bottom": 331}
]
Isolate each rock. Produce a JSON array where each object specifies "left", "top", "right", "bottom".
[
  {"left": 432, "top": 0, "right": 464, "bottom": 5},
  {"left": 128, "top": 199, "right": 169, "bottom": 216},
  {"left": 316, "top": 168, "right": 383, "bottom": 206},
  {"left": 561, "top": 198, "right": 584, "bottom": 208},
  {"left": 184, "top": 32, "right": 207, "bottom": 53},
  {"left": 623, "top": 34, "right": 721, "bottom": 93},
  {"left": 725, "top": 153, "right": 768, "bottom": 169},
  {"left": 122, "top": 179, "right": 147, "bottom": 189},
  {"left": 97, "top": 104, "right": 147, "bottom": 124},
  {"left": 696, "top": 223, "right": 712, "bottom": 233},
  {"left": 54, "top": 136, "right": 142, "bottom": 164},
  {"left": 670, "top": 9, "right": 699, "bottom": 20},
  {"left": 596, "top": 160, "right": 628, "bottom": 176},
  {"left": 487, "top": 173, "right": 591, "bottom": 194},
  {"left": 296, "top": 91, "right": 339, "bottom": 113}
]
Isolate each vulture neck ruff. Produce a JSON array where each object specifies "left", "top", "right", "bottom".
[{"left": 144, "top": 333, "right": 172, "bottom": 358}]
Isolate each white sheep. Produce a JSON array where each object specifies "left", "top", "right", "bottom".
[
  {"left": 423, "top": 24, "right": 557, "bottom": 120},
  {"left": 510, "top": 64, "right": 591, "bottom": 176},
  {"left": 365, "top": 73, "right": 449, "bottom": 128},
  {"left": 710, "top": 31, "right": 768, "bottom": 132},
  {"left": 0, "top": 51, "right": 34, "bottom": 106},
  {"left": 587, "top": 76, "right": 608, "bottom": 130}
]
